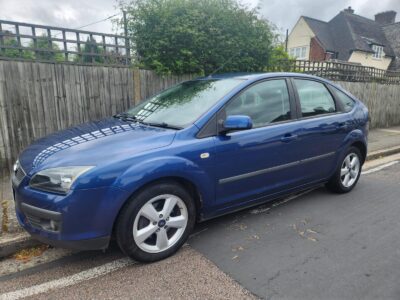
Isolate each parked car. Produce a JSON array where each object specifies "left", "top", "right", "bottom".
[{"left": 12, "top": 73, "right": 369, "bottom": 262}]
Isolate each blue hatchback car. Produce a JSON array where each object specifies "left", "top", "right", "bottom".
[{"left": 12, "top": 73, "right": 368, "bottom": 262}]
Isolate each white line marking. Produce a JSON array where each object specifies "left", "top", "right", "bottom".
[
  {"left": 362, "top": 161, "right": 399, "bottom": 175},
  {"left": 0, "top": 258, "right": 135, "bottom": 300}
]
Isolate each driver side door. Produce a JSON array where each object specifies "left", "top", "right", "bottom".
[{"left": 213, "top": 78, "right": 304, "bottom": 209}]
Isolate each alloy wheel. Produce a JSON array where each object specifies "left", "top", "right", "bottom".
[
  {"left": 340, "top": 153, "right": 360, "bottom": 188},
  {"left": 133, "top": 194, "right": 188, "bottom": 253}
]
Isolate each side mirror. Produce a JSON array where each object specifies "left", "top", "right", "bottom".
[{"left": 221, "top": 115, "right": 253, "bottom": 134}]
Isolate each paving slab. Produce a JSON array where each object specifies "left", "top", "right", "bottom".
[{"left": 368, "top": 126, "right": 400, "bottom": 153}]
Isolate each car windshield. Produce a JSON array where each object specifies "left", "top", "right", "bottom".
[{"left": 124, "top": 79, "right": 244, "bottom": 128}]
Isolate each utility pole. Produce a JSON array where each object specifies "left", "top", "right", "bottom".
[
  {"left": 123, "top": 10, "right": 130, "bottom": 65},
  {"left": 285, "top": 29, "right": 289, "bottom": 53}
]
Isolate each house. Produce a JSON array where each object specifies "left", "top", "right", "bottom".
[{"left": 287, "top": 7, "right": 399, "bottom": 70}]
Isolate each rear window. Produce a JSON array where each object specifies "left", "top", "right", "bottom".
[{"left": 333, "top": 88, "right": 356, "bottom": 112}]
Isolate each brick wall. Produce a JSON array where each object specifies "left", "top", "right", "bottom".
[{"left": 309, "top": 37, "right": 331, "bottom": 61}]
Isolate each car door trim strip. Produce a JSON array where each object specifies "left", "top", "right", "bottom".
[{"left": 219, "top": 151, "right": 336, "bottom": 184}]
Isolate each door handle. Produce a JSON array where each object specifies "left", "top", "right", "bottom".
[
  {"left": 281, "top": 133, "right": 298, "bottom": 143},
  {"left": 337, "top": 122, "right": 349, "bottom": 130}
]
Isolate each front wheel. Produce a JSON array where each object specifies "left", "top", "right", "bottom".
[
  {"left": 116, "top": 181, "right": 196, "bottom": 262},
  {"left": 326, "top": 147, "right": 362, "bottom": 193}
]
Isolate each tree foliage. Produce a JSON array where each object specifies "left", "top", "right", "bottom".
[
  {"left": 121, "top": 0, "right": 275, "bottom": 75},
  {"left": 29, "top": 35, "right": 64, "bottom": 62},
  {"left": 266, "top": 45, "right": 296, "bottom": 71},
  {"left": 1, "top": 33, "right": 34, "bottom": 59},
  {"left": 82, "top": 38, "right": 104, "bottom": 63}
]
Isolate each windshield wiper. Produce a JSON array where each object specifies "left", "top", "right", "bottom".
[
  {"left": 143, "top": 122, "right": 182, "bottom": 130},
  {"left": 114, "top": 113, "right": 181, "bottom": 130},
  {"left": 113, "top": 112, "right": 138, "bottom": 122}
]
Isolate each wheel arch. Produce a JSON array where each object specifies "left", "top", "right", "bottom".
[
  {"left": 350, "top": 141, "right": 367, "bottom": 164},
  {"left": 111, "top": 175, "right": 204, "bottom": 238}
]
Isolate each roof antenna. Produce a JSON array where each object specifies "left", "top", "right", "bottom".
[{"left": 207, "top": 50, "right": 244, "bottom": 78}]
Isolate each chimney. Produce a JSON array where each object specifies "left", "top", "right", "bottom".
[
  {"left": 375, "top": 11, "right": 397, "bottom": 25},
  {"left": 344, "top": 6, "right": 354, "bottom": 14}
]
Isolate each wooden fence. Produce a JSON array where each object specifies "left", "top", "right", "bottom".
[
  {"left": 335, "top": 81, "right": 400, "bottom": 128},
  {"left": 0, "top": 59, "right": 399, "bottom": 170},
  {"left": 268, "top": 60, "right": 400, "bottom": 84},
  {"left": 135, "top": 69, "right": 195, "bottom": 102}
]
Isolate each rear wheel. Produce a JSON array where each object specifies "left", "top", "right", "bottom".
[
  {"left": 116, "top": 181, "right": 196, "bottom": 262},
  {"left": 326, "top": 147, "right": 362, "bottom": 193}
]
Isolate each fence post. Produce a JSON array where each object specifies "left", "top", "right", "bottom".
[
  {"left": 0, "top": 23, "right": 5, "bottom": 56},
  {"left": 133, "top": 67, "right": 141, "bottom": 105}
]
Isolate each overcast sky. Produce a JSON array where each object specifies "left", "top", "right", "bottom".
[{"left": 0, "top": 0, "right": 400, "bottom": 35}]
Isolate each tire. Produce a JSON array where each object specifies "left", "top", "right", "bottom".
[
  {"left": 326, "top": 146, "right": 362, "bottom": 194},
  {"left": 115, "top": 181, "right": 196, "bottom": 262}
]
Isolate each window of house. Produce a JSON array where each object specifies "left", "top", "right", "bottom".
[
  {"left": 294, "top": 79, "right": 336, "bottom": 117},
  {"left": 289, "top": 46, "right": 307, "bottom": 60},
  {"left": 372, "top": 45, "right": 384, "bottom": 59},
  {"left": 224, "top": 80, "right": 291, "bottom": 128}
]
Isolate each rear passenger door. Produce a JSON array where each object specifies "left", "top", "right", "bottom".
[{"left": 291, "top": 78, "right": 352, "bottom": 181}]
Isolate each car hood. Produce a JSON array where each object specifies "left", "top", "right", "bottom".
[{"left": 19, "top": 118, "right": 176, "bottom": 175}]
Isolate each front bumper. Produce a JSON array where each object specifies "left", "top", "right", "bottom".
[{"left": 13, "top": 176, "right": 130, "bottom": 251}]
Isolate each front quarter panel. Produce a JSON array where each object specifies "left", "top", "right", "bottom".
[{"left": 113, "top": 155, "right": 215, "bottom": 212}]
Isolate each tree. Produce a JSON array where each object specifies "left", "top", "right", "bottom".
[
  {"left": 81, "top": 37, "right": 104, "bottom": 63},
  {"left": 120, "top": 0, "right": 275, "bottom": 75},
  {"left": 28, "top": 35, "right": 64, "bottom": 62},
  {"left": 266, "top": 45, "right": 295, "bottom": 72},
  {"left": 1, "top": 31, "right": 34, "bottom": 59}
]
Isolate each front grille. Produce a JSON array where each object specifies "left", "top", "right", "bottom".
[{"left": 12, "top": 165, "right": 26, "bottom": 186}]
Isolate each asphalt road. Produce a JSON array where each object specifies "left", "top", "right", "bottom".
[{"left": 0, "top": 161, "right": 399, "bottom": 300}]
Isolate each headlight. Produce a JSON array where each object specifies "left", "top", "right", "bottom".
[
  {"left": 13, "top": 160, "right": 20, "bottom": 172},
  {"left": 29, "top": 166, "right": 94, "bottom": 194}
]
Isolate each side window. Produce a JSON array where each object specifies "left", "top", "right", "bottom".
[
  {"left": 294, "top": 79, "right": 336, "bottom": 117},
  {"left": 225, "top": 80, "right": 291, "bottom": 128},
  {"left": 333, "top": 87, "right": 356, "bottom": 112}
]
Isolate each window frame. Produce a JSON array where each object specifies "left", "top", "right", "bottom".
[
  {"left": 327, "top": 85, "right": 356, "bottom": 113},
  {"left": 196, "top": 77, "right": 298, "bottom": 138},
  {"left": 289, "top": 46, "right": 308, "bottom": 60},
  {"left": 372, "top": 45, "right": 384, "bottom": 60},
  {"left": 290, "top": 77, "right": 344, "bottom": 120}
]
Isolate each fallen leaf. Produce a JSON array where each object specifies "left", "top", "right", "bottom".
[
  {"left": 307, "top": 236, "right": 318, "bottom": 242},
  {"left": 14, "top": 245, "right": 49, "bottom": 262}
]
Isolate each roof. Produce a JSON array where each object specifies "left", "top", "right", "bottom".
[
  {"left": 301, "top": 11, "right": 396, "bottom": 61},
  {"left": 382, "top": 22, "right": 400, "bottom": 70},
  {"left": 302, "top": 17, "right": 335, "bottom": 51},
  {"left": 341, "top": 11, "right": 395, "bottom": 58}
]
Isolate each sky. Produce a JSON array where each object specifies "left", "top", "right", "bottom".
[{"left": 1, "top": 0, "right": 400, "bottom": 36}]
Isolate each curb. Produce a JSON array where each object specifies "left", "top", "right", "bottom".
[
  {"left": 0, "top": 232, "right": 42, "bottom": 258},
  {"left": 1, "top": 145, "right": 400, "bottom": 259},
  {"left": 366, "top": 145, "right": 400, "bottom": 161}
]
